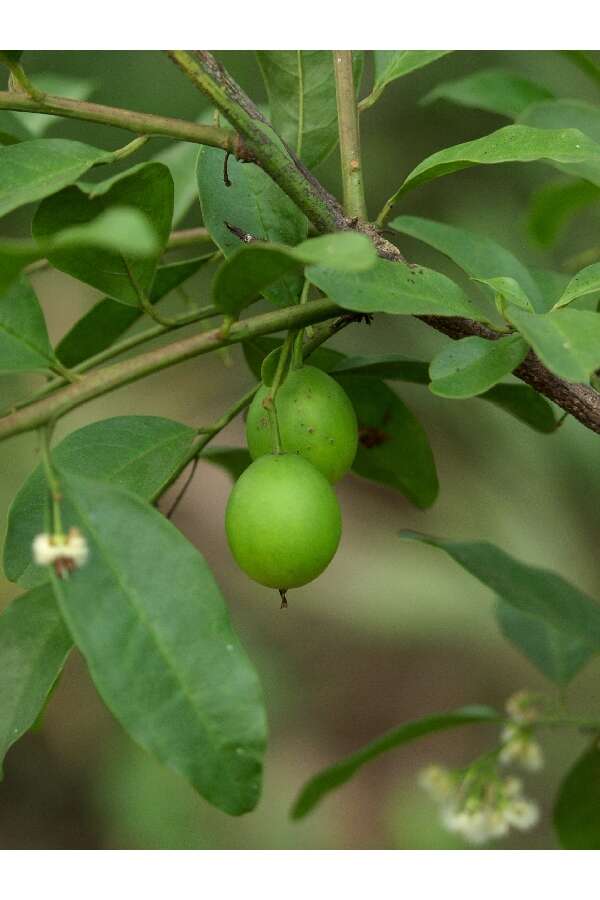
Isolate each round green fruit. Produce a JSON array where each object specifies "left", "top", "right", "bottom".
[
  {"left": 246, "top": 365, "right": 358, "bottom": 483},
  {"left": 225, "top": 453, "right": 342, "bottom": 590}
]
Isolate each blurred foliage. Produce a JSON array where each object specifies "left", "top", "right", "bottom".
[{"left": 1, "top": 50, "right": 600, "bottom": 849}]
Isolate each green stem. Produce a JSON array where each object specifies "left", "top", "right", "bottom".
[
  {"left": 332, "top": 51, "right": 368, "bottom": 220},
  {"left": 0, "top": 298, "right": 340, "bottom": 442},
  {"left": 0, "top": 54, "right": 45, "bottom": 101},
  {"left": 108, "top": 134, "right": 150, "bottom": 163},
  {"left": 166, "top": 227, "right": 213, "bottom": 251},
  {"left": 263, "top": 332, "right": 294, "bottom": 454},
  {"left": 166, "top": 51, "right": 347, "bottom": 233},
  {"left": 156, "top": 384, "right": 260, "bottom": 509},
  {"left": 0, "top": 90, "right": 238, "bottom": 152},
  {"left": 5, "top": 303, "right": 220, "bottom": 417},
  {"left": 39, "top": 426, "right": 63, "bottom": 535},
  {"left": 292, "top": 280, "right": 311, "bottom": 368},
  {"left": 124, "top": 259, "right": 179, "bottom": 327}
]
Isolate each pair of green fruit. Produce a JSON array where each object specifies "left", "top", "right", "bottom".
[{"left": 225, "top": 365, "right": 358, "bottom": 596}]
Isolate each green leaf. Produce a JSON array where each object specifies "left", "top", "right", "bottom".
[
  {"left": 0, "top": 207, "right": 163, "bottom": 298},
  {"left": 203, "top": 447, "right": 251, "bottom": 481},
  {"left": 55, "top": 255, "right": 212, "bottom": 368},
  {"left": 0, "top": 138, "right": 112, "bottom": 218},
  {"left": 397, "top": 125, "right": 600, "bottom": 197},
  {"left": 3, "top": 416, "right": 196, "bottom": 588},
  {"left": 153, "top": 139, "right": 203, "bottom": 227},
  {"left": 291, "top": 705, "right": 499, "bottom": 819},
  {"left": 519, "top": 100, "right": 600, "bottom": 186},
  {"left": 307, "top": 256, "right": 486, "bottom": 320},
  {"left": 496, "top": 601, "right": 595, "bottom": 685},
  {"left": 338, "top": 376, "right": 438, "bottom": 508},
  {"left": 421, "top": 68, "right": 554, "bottom": 119},
  {"left": 331, "top": 353, "right": 429, "bottom": 383},
  {"left": 553, "top": 262, "right": 600, "bottom": 310},
  {"left": 0, "top": 584, "right": 72, "bottom": 775},
  {"left": 33, "top": 162, "right": 173, "bottom": 306},
  {"left": 480, "top": 384, "right": 559, "bottom": 433},
  {"left": 527, "top": 179, "right": 600, "bottom": 247},
  {"left": 554, "top": 743, "right": 600, "bottom": 848},
  {"left": 474, "top": 276, "right": 536, "bottom": 313},
  {"left": 390, "top": 214, "right": 546, "bottom": 312},
  {"left": 197, "top": 144, "right": 307, "bottom": 307},
  {"left": 506, "top": 307, "right": 600, "bottom": 382},
  {"left": 257, "top": 51, "right": 364, "bottom": 169},
  {"left": 0, "top": 275, "right": 57, "bottom": 373},
  {"left": 429, "top": 334, "right": 529, "bottom": 399},
  {"left": 213, "top": 233, "right": 377, "bottom": 316},
  {"left": 52, "top": 471, "right": 267, "bottom": 815},
  {"left": 361, "top": 51, "right": 452, "bottom": 111},
  {"left": 400, "top": 531, "right": 600, "bottom": 650},
  {"left": 6, "top": 73, "right": 96, "bottom": 139}
]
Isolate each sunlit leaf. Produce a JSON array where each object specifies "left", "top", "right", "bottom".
[
  {"left": 33, "top": 162, "right": 173, "bottom": 306},
  {"left": 519, "top": 100, "right": 600, "bottom": 186},
  {"left": 213, "top": 233, "right": 376, "bottom": 316}
]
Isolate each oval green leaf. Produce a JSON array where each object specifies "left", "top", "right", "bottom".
[
  {"left": 51, "top": 471, "right": 267, "bottom": 815},
  {"left": 292, "top": 705, "right": 499, "bottom": 819},
  {"left": 0, "top": 275, "right": 57, "bottom": 374},
  {"left": 33, "top": 162, "right": 173, "bottom": 306},
  {"left": 506, "top": 307, "right": 600, "bottom": 382},
  {"left": 0, "top": 584, "right": 72, "bottom": 776},
  {"left": 421, "top": 68, "right": 554, "bottom": 119},
  {"left": 429, "top": 334, "right": 529, "bottom": 399},
  {"left": 0, "top": 138, "right": 112, "bottom": 218},
  {"left": 360, "top": 51, "right": 451, "bottom": 112},
  {"left": 3, "top": 415, "right": 196, "bottom": 588},
  {"left": 554, "top": 743, "right": 600, "bottom": 848}
]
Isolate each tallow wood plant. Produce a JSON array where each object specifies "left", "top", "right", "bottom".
[{"left": 2, "top": 49, "right": 600, "bottom": 847}]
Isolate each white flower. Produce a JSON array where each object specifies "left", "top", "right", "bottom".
[
  {"left": 32, "top": 533, "right": 59, "bottom": 566},
  {"left": 442, "top": 806, "right": 507, "bottom": 846},
  {"left": 504, "top": 798, "right": 539, "bottom": 831},
  {"left": 32, "top": 528, "right": 89, "bottom": 573},
  {"left": 503, "top": 775, "right": 523, "bottom": 798},
  {"left": 418, "top": 765, "right": 455, "bottom": 801},
  {"left": 505, "top": 690, "right": 540, "bottom": 724},
  {"left": 499, "top": 734, "right": 544, "bottom": 771}
]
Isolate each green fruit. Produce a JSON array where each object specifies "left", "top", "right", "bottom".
[
  {"left": 225, "top": 454, "right": 342, "bottom": 590},
  {"left": 246, "top": 365, "right": 358, "bottom": 483}
]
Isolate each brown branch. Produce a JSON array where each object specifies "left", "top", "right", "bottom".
[{"left": 420, "top": 316, "right": 600, "bottom": 434}]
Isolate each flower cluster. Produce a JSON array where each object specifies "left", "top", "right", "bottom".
[
  {"left": 418, "top": 690, "right": 544, "bottom": 845},
  {"left": 419, "top": 765, "right": 539, "bottom": 846},
  {"left": 499, "top": 691, "right": 544, "bottom": 771},
  {"left": 32, "top": 527, "right": 89, "bottom": 577}
]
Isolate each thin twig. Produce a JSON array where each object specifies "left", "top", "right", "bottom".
[{"left": 333, "top": 51, "right": 368, "bottom": 220}]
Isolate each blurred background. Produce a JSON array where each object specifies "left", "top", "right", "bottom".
[{"left": 1, "top": 50, "right": 600, "bottom": 850}]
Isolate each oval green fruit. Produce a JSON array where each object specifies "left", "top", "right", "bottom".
[
  {"left": 246, "top": 365, "right": 358, "bottom": 483},
  {"left": 225, "top": 453, "right": 342, "bottom": 590}
]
